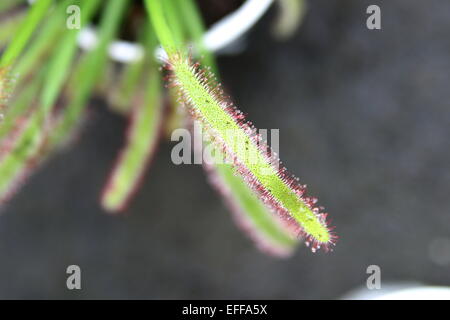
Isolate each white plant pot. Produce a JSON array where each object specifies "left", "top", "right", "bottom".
[{"left": 28, "top": 0, "right": 274, "bottom": 63}]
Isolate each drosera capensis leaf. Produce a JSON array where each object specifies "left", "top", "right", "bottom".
[
  {"left": 101, "top": 68, "right": 164, "bottom": 213},
  {"left": 0, "top": 73, "right": 57, "bottom": 205},
  {"left": 0, "top": 71, "right": 52, "bottom": 205},
  {"left": 0, "top": 103, "right": 48, "bottom": 205},
  {"left": 38, "top": 0, "right": 101, "bottom": 112},
  {"left": 0, "top": 11, "right": 25, "bottom": 47},
  {"left": 50, "top": 0, "right": 129, "bottom": 147},
  {"left": 0, "top": 0, "right": 118, "bottom": 204},
  {"left": 146, "top": 0, "right": 336, "bottom": 251},
  {"left": 144, "top": 0, "right": 178, "bottom": 56},
  {"left": 0, "top": 69, "right": 41, "bottom": 141},
  {"left": 203, "top": 145, "right": 299, "bottom": 257},
  {"left": 272, "top": 0, "right": 307, "bottom": 40},
  {"left": 161, "top": 0, "right": 185, "bottom": 47},
  {"left": 0, "top": 0, "right": 53, "bottom": 68},
  {"left": 0, "top": 0, "right": 69, "bottom": 175},
  {"left": 0, "top": 0, "right": 26, "bottom": 13},
  {"left": 172, "top": 0, "right": 300, "bottom": 255},
  {"left": 160, "top": 0, "right": 190, "bottom": 137},
  {"left": 1, "top": 0, "right": 74, "bottom": 135},
  {"left": 173, "top": 0, "right": 216, "bottom": 72},
  {"left": 0, "top": 0, "right": 101, "bottom": 202},
  {"left": 108, "top": 59, "right": 144, "bottom": 114},
  {"left": 0, "top": 67, "right": 16, "bottom": 118},
  {"left": 168, "top": 53, "right": 335, "bottom": 251},
  {"left": 107, "top": 28, "right": 157, "bottom": 115},
  {"left": 1, "top": 0, "right": 99, "bottom": 140},
  {"left": 0, "top": 0, "right": 98, "bottom": 185}
]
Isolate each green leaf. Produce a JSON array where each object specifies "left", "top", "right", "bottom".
[
  {"left": 0, "top": 104, "right": 47, "bottom": 203},
  {"left": 145, "top": 0, "right": 177, "bottom": 56},
  {"left": 0, "top": 12, "right": 25, "bottom": 47},
  {"left": 0, "top": 0, "right": 27, "bottom": 14},
  {"left": 161, "top": 0, "right": 185, "bottom": 47},
  {"left": 0, "top": 0, "right": 100, "bottom": 171},
  {"left": 108, "top": 60, "right": 144, "bottom": 114},
  {"left": 206, "top": 152, "right": 298, "bottom": 257},
  {"left": 39, "top": 0, "right": 101, "bottom": 110},
  {"left": 0, "top": 1, "right": 70, "bottom": 141},
  {"left": 272, "top": 0, "right": 307, "bottom": 40},
  {"left": 169, "top": 54, "right": 334, "bottom": 249},
  {"left": 107, "top": 27, "right": 156, "bottom": 114},
  {"left": 0, "top": 0, "right": 53, "bottom": 67},
  {"left": 50, "top": 0, "right": 129, "bottom": 147},
  {"left": 0, "top": 0, "right": 126, "bottom": 203},
  {"left": 101, "top": 22, "right": 164, "bottom": 212},
  {"left": 0, "top": 71, "right": 42, "bottom": 140},
  {"left": 173, "top": 0, "right": 216, "bottom": 72}
]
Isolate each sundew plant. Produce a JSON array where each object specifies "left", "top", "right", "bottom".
[{"left": 0, "top": 0, "right": 336, "bottom": 257}]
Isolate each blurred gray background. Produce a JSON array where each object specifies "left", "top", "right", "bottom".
[{"left": 0, "top": 0, "right": 449, "bottom": 299}]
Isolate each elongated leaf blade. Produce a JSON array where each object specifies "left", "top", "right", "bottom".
[
  {"left": 0, "top": 0, "right": 53, "bottom": 67},
  {"left": 204, "top": 151, "right": 299, "bottom": 257},
  {"left": 101, "top": 70, "right": 164, "bottom": 212}
]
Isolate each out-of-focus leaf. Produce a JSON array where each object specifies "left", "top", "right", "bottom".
[
  {"left": 50, "top": 0, "right": 129, "bottom": 147},
  {"left": 106, "top": 29, "right": 156, "bottom": 115},
  {"left": 174, "top": 0, "right": 216, "bottom": 72},
  {"left": 101, "top": 68, "right": 163, "bottom": 212},
  {"left": 148, "top": 0, "right": 335, "bottom": 250},
  {"left": 101, "top": 21, "right": 164, "bottom": 212},
  {"left": 272, "top": 0, "right": 307, "bottom": 40},
  {"left": 162, "top": 0, "right": 185, "bottom": 46},
  {"left": 0, "top": 12, "right": 25, "bottom": 47},
  {"left": 2, "top": 0, "right": 100, "bottom": 148},
  {"left": 12, "top": 0, "right": 69, "bottom": 82},
  {"left": 0, "top": 103, "right": 47, "bottom": 204},
  {"left": 0, "top": 0, "right": 123, "bottom": 204},
  {"left": 164, "top": 0, "right": 301, "bottom": 255},
  {"left": 39, "top": 0, "right": 101, "bottom": 111},
  {"left": 0, "top": 71, "right": 41, "bottom": 140},
  {"left": 0, "top": 0, "right": 71, "bottom": 140},
  {"left": 108, "top": 60, "right": 144, "bottom": 115},
  {"left": 1, "top": 0, "right": 73, "bottom": 141}
]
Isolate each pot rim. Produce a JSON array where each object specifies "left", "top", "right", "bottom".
[{"left": 28, "top": 0, "right": 274, "bottom": 63}]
